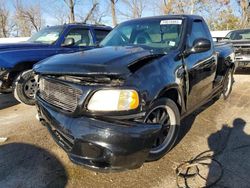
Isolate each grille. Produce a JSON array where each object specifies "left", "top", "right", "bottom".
[
  {"left": 235, "top": 47, "right": 250, "bottom": 55},
  {"left": 39, "top": 78, "right": 82, "bottom": 112}
]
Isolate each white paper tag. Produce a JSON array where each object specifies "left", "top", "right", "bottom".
[
  {"left": 169, "top": 41, "right": 176, "bottom": 46},
  {"left": 160, "top": 20, "right": 182, "bottom": 25}
]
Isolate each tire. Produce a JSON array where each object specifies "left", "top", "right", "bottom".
[
  {"left": 13, "top": 70, "right": 37, "bottom": 105},
  {"left": 222, "top": 68, "right": 233, "bottom": 100},
  {"left": 144, "top": 98, "right": 180, "bottom": 161}
]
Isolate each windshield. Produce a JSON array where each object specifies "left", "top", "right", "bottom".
[
  {"left": 226, "top": 29, "right": 250, "bottom": 40},
  {"left": 100, "top": 19, "right": 183, "bottom": 53},
  {"left": 28, "top": 26, "right": 64, "bottom": 44}
]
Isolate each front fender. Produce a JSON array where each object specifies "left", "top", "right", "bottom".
[{"left": 0, "top": 48, "right": 60, "bottom": 70}]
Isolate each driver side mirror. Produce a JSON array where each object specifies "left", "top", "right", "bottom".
[
  {"left": 184, "top": 38, "right": 211, "bottom": 56},
  {"left": 61, "top": 38, "right": 75, "bottom": 47}
]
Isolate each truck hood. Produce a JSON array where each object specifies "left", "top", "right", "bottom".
[
  {"left": 34, "top": 46, "right": 163, "bottom": 77},
  {"left": 227, "top": 40, "right": 250, "bottom": 47},
  {"left": 0, "top": 42, "right": 50, "bottom": 50}
]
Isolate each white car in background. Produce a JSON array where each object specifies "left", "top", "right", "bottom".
[
  {"left": 211, "top": 30, "right": 231, "bottom": 42},
  {"left": 0, "top": 37, "right": 30, "bottom": 44}
]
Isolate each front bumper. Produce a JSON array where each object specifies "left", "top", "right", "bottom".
[
  {"left": 235, "top": 55, "right": 250, "bottom": 68},
  {"left": 237, "top": 61, "right": 250, "bottom": 68},
  {"left": 36, "top": 98, "right": 161, "bottom": 172}
]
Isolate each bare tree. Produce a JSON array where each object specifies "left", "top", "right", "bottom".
[
  {"left": 120, "top": 0, "right": 147, "bottom": 19},
  {"left": 110, "top": 0, "right": 118, "bottom": 26},
  {"left": 158, "top": 0, "right": 233, "bottom": 30},
  {"left": 14, "top": 0, "right": 44, "bottom": 36},
  {"left": 162, "top": 0, "right": 173, "bottom": 14},
  {"left": 237, "top": 0, "right": 250, "bottom": 28},
  {"left": 212, "top": 7, "right": 240, "bottom": 30},
  {"left": 64, "top": 0, "right": 76, "bottom": 23},
  {"left": 0, "top": 1, "right": 10, "bottom": 37},
  {"left": 160, "top": 0, "right": 229, "bottom": 15},
  {"left": 52, "top": 4, "right": 69, "bottom": 24},
  {"left": 83, "top": 2, "right": 99, "bottom": 23},
  {"left": 78, "top": 0, "right": 107, "bottom": 25}
]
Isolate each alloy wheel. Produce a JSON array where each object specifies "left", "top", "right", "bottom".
[{"left": 145, "top": 105, "right": 176, "bottom": 153}]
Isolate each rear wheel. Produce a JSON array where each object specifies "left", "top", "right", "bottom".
[
  {"left": 14, "top": 70, "right": 37, "bottom": 105},
  {"left": 144, "top": 98, "right": 180, "bottom": 161}
]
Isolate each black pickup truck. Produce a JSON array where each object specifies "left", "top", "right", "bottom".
[
  {"left": 0, "top": 23, "right": 111, "bottom": 105},
  {"left": 34, "top": 15, "right": 235, "bottom": 171}
]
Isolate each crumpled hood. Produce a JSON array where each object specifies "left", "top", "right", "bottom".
[
  {"left": 34, "top": 46, "right": 160, "bottom": 76},
  {"left": 0, "top": 42, "right": 50, "bottom": 51}
]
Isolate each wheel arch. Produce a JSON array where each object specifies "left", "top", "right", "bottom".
[
  {"left": 12, "top": 61, "right": 37, "bottom": 72},
  {"left": 9, "top": 61, "right": 37, "bottom": 83},
  {"left": 156, "top": 85, "right": 183, "bottom": 114}
]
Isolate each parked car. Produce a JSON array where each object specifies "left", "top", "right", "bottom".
[
  {"left": 0, "top": 23, "right": 112, "bottom": 105},
  {"left": 34, "top": 15, "right": 235, "bottom": 171},
  {"left": 225, "top": 29, "right": 250, "bottom": 70}
]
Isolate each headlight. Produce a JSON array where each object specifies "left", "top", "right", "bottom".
[{"left": 87, "top": 89, "right": 139, "bottom": 111}]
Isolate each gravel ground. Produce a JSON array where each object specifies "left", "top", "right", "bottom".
[{"left": 0, "top": 70, "right": 249, "bottom": 188}]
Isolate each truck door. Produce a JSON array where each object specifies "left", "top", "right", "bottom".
[
  {"left": 184, "top": 19, "right": 217, "bottom": 110},
  {"left": 61, "top": 27, "right": 95, "bottom": 52}
]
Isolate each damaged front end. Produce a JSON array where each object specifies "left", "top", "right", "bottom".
[
  {"left": 35, "top": 74, "right": 161, "bottom": 171},
  {"left": 33, "top": 46, "right": 164, "bottom": 171}
]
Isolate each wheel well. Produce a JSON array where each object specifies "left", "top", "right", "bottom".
[
  {"left": 230, "top": 63, "right": 235, "bottom": 71},
  {"left": 158, "top": 88, "right": 182, "bottom": 112},
  {"left": 10, "top": 62, "right": 35, "bottom": 83}
]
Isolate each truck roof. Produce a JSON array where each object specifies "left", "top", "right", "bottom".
[
  {"left": 123, "top": 14, "right": 204, "bottom": 23},
  {"left": 47, "top": 23, "right": 112, "bottom": 30},
  {"left": 229, "top": 28, "right": 250, "bottom": 33}
]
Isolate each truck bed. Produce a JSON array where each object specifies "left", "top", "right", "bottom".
[
  {"left": 214, "top": 42, "right": 235, "bottom": 80},
  {"left": 214, "top": 42, "right": 234, "bottom": 57}
]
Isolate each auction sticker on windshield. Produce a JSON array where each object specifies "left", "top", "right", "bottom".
[{"left": 160, "top": 20, "right": 182, "bottom": 25}]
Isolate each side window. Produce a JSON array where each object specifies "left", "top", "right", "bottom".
[
  {"left": 189, "top": 20, "right": 211, "bottom": 47},
  {"left": 64, "top": 28, "right": 94, "bottom": 47},
  {"left": 94, "top": 29, "right": 111, "bottom": 43}
]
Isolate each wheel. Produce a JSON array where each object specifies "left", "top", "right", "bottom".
[
  {"left": 144, "top": 98, "right": 180, "bottom": 161},
  {"left": 222, "top": 69, "right": 233, "bottom": 100},
  {"left": 13, "top": 70, "right": 37, "bottom": 105}
]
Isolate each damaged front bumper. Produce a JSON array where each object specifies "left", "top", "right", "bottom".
[{"left": 36, "top": 98, "right": 161, "bottom": 172}]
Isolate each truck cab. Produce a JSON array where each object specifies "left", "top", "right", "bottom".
[{"left": 0, "top": 23, "right": 112, "bottom": 105}]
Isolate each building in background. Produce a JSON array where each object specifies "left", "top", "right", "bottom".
[{"left": 211, "top": 30, "right": 231, "bottom": 42}]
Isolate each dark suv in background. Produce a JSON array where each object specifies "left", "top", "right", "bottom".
[{"left": 0, "top": 23, "right": 112, "bottom": 105}]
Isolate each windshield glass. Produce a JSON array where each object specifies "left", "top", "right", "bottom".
[
  {"left": 28, "top": 26, "right": 64, "bottom": 44},
  {"left": 226, "top": 29, "right": 250, "bottom": 40},
  {"left": 100, "top": 19, "right": 183, "bottom": 53}
]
